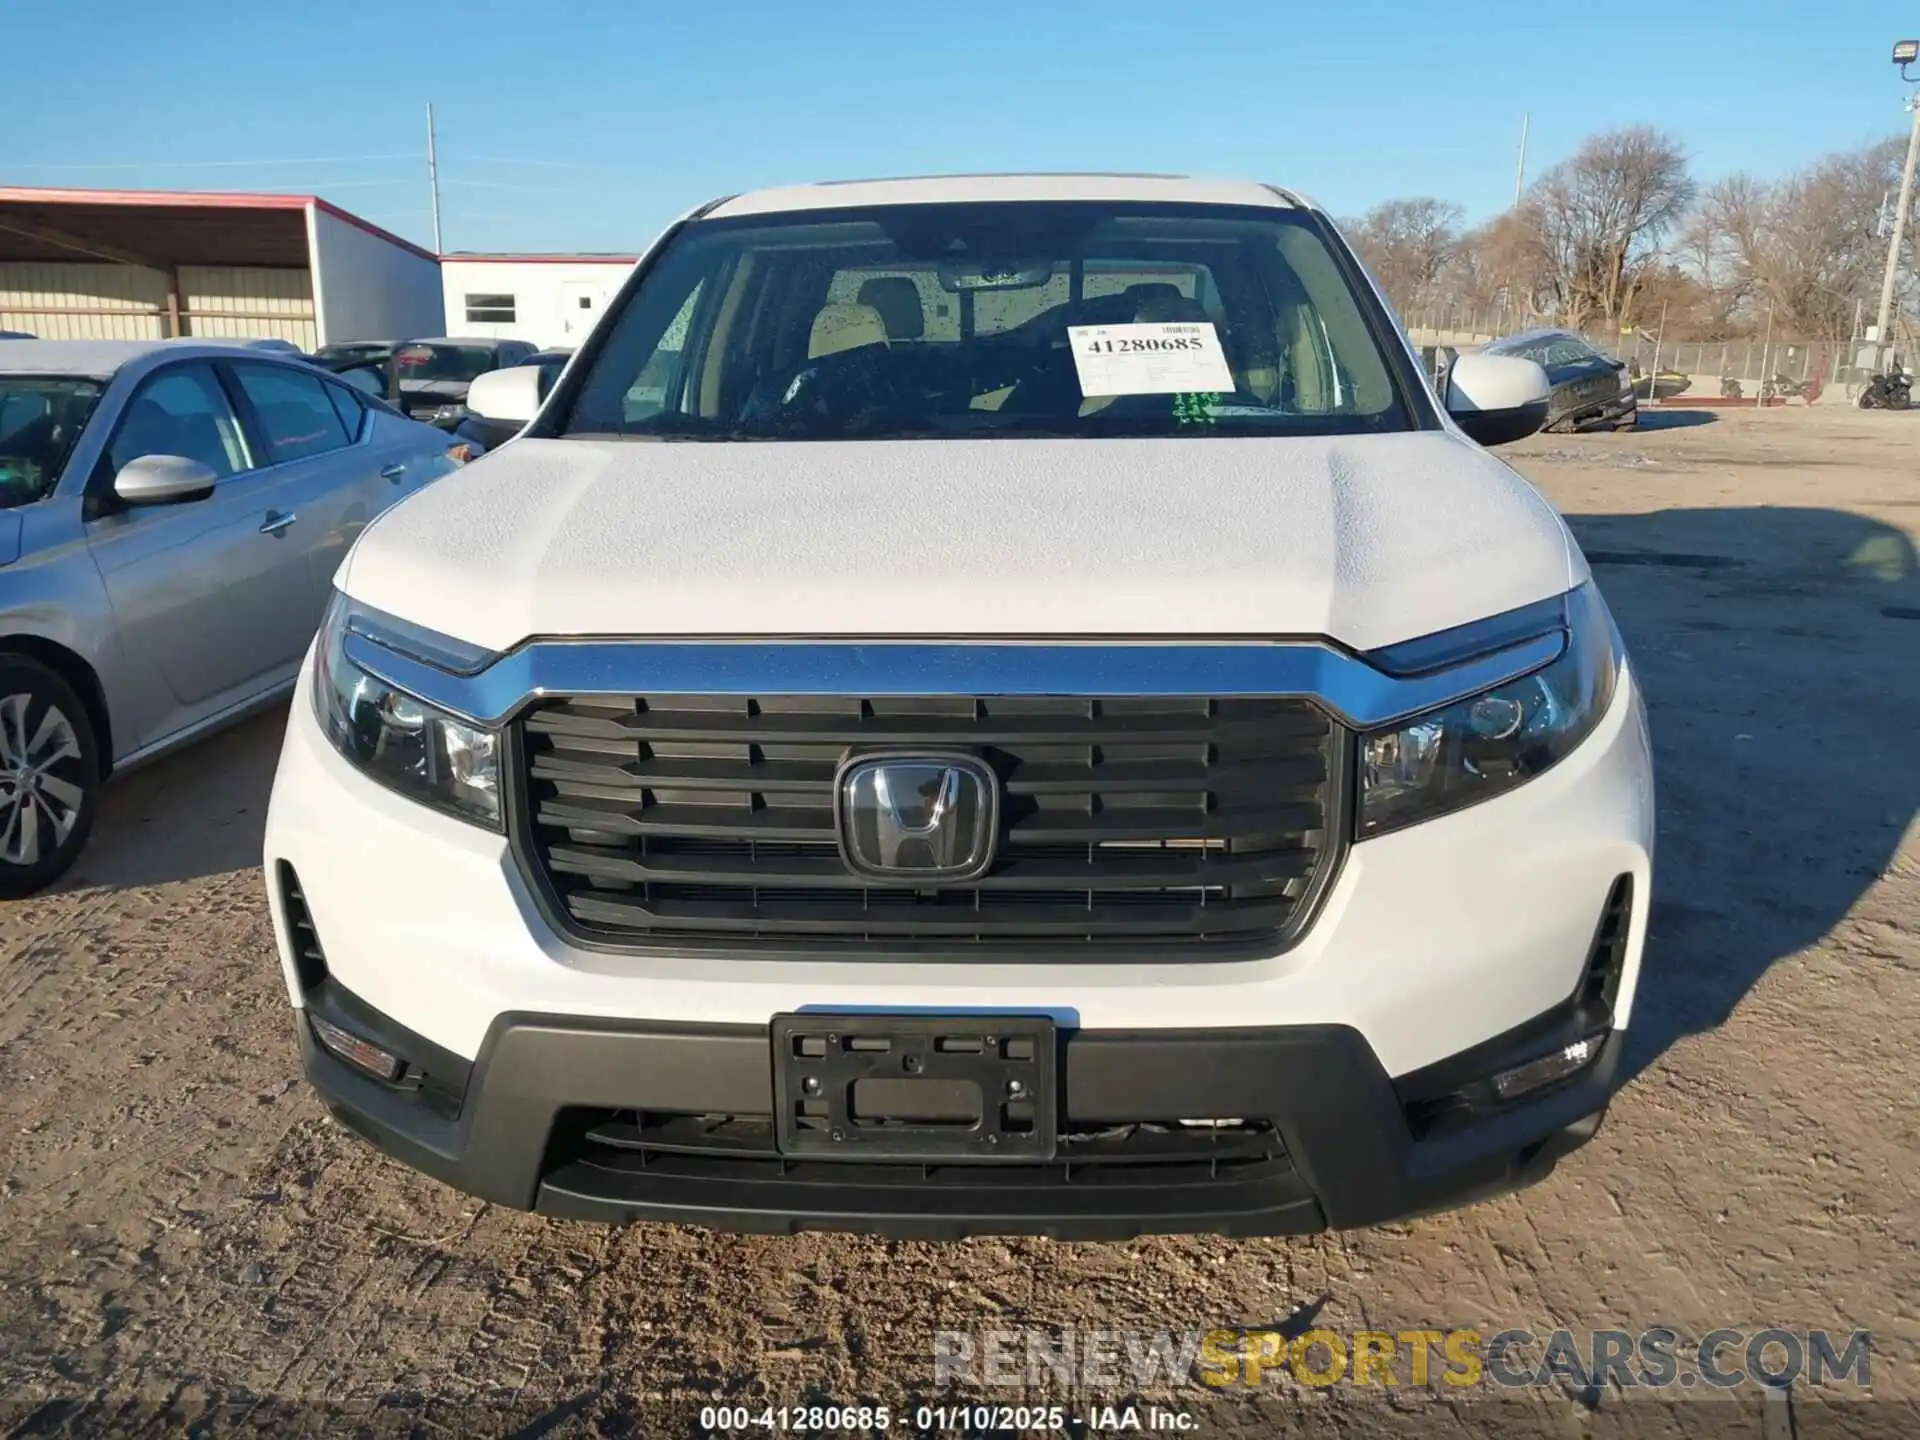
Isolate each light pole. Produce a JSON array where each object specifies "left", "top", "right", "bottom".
[{"left": 1871, "top": 41, "right": 1920, "bottom": 373}]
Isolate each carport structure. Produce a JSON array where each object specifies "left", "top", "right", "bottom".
[{"left": 0, "top": 185, "right": 445, "bottom": 349}]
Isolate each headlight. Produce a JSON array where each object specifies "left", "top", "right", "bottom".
[
  {"left": 1359, "top": 583, "right": 1621, "bottom": 838},
  {"left": 312, "top": 591, "right": 501, "bottom": 828}
]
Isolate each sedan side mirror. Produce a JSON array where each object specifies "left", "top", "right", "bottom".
[
  {"left": 1445, "top": 352, "right": 1551, "bottom": 447},
  {"left": 113, "top": 454, "right": 218, "bottom": 505},
  {"left": 465, "top": 366, "right": 543, "bottom": 431}
]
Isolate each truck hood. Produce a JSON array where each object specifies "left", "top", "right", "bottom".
[{"left": 339, "top": 433, "right": 1583, "bottom": 654}]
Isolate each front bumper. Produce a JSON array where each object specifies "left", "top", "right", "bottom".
[
  {"left": 300, "top": 979, "right": 1623, "bottom": 1239},
  {"left": 1554, "top": 391, "right": 1637, "bottom": 430},
  {"left": 265, "top": 650, "right": 1654, "bottom": 1236}
]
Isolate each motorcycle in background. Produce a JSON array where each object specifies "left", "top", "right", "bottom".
[{"left": 1858, "top": 371, "right": 1913, "bottom": 409}]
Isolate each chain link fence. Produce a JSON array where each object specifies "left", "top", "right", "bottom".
[{"left": 1397, "top": 298, "right": 1900, "bottom": 402}]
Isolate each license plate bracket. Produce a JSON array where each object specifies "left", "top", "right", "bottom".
[{"left": 771, "top": 1013, "right": 1058, "bottom": 1163}]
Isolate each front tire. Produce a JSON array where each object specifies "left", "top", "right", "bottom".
[{"left": 0, "top": 657, "right": 100, "bottom": 898}]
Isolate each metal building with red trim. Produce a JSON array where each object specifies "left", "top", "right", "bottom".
[{"left": 0, "top": 186, "right": 446, "bottom": 349}]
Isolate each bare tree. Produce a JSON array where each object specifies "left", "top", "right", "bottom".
[
  {"left": 1347, "top": 197, "right": 1463, "bottom": 315},
  {"left": 1686, "top": 139, "right": 1905, "bottom": 341},
  {"left": 1446, "top": 210, "right": 1554, "bottom": 329},
  {"left": 1526, "top": 126, "right": 1695, "bottom": 327},
  {"left": 1688, "top": 174, "right": 1767, "bottom": 304},
  {"left": 1342, "top": 122, "right": 1918, "bottom": 348}
]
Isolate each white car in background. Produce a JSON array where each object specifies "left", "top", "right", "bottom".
[{"left": 0, "top": 339, "right": 466, "bottom": 893}]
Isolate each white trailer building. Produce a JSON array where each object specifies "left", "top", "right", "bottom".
[
  {"left": 0, "top": 185, "right": 444, "bottom": 348},
  {"left": 438, "top": 254, "right": 636, "bottom": 350}
]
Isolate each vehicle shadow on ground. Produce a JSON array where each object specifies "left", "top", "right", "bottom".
[
  {"left": 1566, "top": 506, "right": 1920, "bottom": 1081},
  {"left": 63, "top": 703, "right": 288, "bottom": 892}
]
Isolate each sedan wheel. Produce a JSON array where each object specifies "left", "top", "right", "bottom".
[{"left": 0, "top": 659, "right": 100, "bottom": 898}]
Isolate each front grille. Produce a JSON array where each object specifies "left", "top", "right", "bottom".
[{"left": 513, "top": 693, "right": 1344, "bottom": 955}]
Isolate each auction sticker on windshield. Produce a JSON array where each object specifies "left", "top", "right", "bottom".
[{"left": 1068, "top": 322, "right": 1235, "bottom": 397}]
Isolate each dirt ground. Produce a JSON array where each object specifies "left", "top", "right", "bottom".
[{"left": 0, "top": 406, "right": 1915, "bottom": 1437}]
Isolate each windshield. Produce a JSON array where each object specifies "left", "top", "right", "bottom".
[
  {"left": 560, "top": 202, "right": 1419, "bottom": 441},
  {"left": 394, "top": 344, "right": 494, "bottom": 383},
  {"left": 0, "top": 377, "right": 104, "bottom": 507}
]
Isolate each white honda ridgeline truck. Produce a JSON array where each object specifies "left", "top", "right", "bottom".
[{"left": 264, "top": 174, "right": 1654, "bottom": 1240}]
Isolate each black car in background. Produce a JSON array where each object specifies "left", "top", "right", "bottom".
[
  {"left": 310, "top": 340, "right": 410, "bottom": 371},
  {"left": 1481, "top": 328, "right": 1636, "bottom": 431},
  {"left": 390, "top": 337, "right": 538, "bottom": 429}
]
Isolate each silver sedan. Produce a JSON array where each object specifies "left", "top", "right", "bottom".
[{"left": 0, "top": 339, "right": 465, "bottom": 894}]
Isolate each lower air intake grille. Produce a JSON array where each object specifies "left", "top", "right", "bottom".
[
  {"left": 514, "top": 692, "right": 1345, "bottom": 955},
  {"left": 560, "top": 1110, "right": 1296, "bottom": 1187},
  {"left": 277, "top": 862, "right": 328, "bottom": 991}
]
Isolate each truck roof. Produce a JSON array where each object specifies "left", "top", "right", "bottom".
[
  {"left": 404, "top": 336, "right": 523, "bottom": 349},
  {"left": 706, "top": 173, "right": 1308, "bottom": 219}
]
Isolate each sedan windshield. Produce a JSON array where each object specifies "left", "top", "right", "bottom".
[
  {"left": 316, "top": 343, "right": 394, "bottom": 364},
  {"left": 394, "top": 344, "right": 495, "bottom": 383},
  {"left": 0, "top": 377, "right": 104, "bottom": 507},
  {"left": 560, "top": 202, "right": 1419, "bottom": 441}
]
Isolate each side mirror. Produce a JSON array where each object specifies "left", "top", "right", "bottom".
[
  {"left": 1445, "top": 352, "right": 1551, "bottom": 447},
  {"left": 465, "top": 366, "right": 543, "bottom": 430},
  {"left": 113, "top": 454, "right": 218, "bottom": 506}
]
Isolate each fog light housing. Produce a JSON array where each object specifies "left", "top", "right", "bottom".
[
  {"left": 1489, "top": 1032, "right": 1606, "bottom": 1102},
  {"left": 309, "top": 1012, "right": 403, "bottom": 1083}
]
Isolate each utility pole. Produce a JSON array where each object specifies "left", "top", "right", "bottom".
[
  {"left": 1646, "top": 301, "right": 1667, "bottom": 411},
  {"left": 426, "top": 101, "right": 444, "bottom": 256},
  {"left": 1758, "top": 302, "right": 1775, "bottom": 403},
  {"left": 1514, "top": 112, "right": 1530, "bottom": 207},
  {"left": 1874, "top": 49, "right": 1920, "bottom": 369}
]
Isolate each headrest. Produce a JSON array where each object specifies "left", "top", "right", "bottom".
[
  {"left": 1126, "top": 283, "right": 1209, "bottom": 324},
  {"left": 857, "top": 277, "right": 925, "bottom": 341},
  {"left": 808, "top": 302, "right": 891, "bottom": 359}
]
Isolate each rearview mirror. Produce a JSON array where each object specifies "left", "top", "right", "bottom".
[
  {"left": 936, "top": 259, "right": 1053, "bottom": 292},
  {"left": 1444, "top": 352, "right": 1551, "bottom": 447},
  {"left": 113, "top": 454, "right": 218, "bottom": 506},
  {"left": 465, "top": 366, "right": 543, "bottom": 430}
]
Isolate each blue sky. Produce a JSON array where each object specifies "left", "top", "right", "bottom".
[{"left": 6, "top": 0, "right": 1914, "bottom": 254}]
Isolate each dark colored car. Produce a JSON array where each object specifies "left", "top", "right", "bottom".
[
  {"left": 310, "top": 341, "right": 412, "bottom": 373},
  {"left": 1481, "top": 328, "right": 1636, "bottom": 432},
  {"left": 390, "top": 338, "right": 539, "bottom": 430}
]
